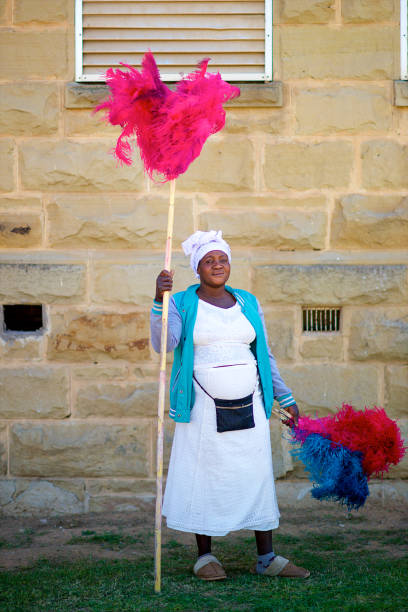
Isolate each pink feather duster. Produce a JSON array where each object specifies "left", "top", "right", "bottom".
[{"left": 95, "top": 52, "right": 240, "bottom": 182}]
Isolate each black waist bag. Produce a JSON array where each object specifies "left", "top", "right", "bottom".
[{"left": 193, "top": 375, "right": 255, "bottom": 433}]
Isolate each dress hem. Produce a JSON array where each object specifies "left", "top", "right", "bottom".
[{"left": 164, "top": 517, "right": 280, "bottom": 537}]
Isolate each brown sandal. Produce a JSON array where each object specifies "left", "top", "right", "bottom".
[
  {"left": 251, "top": 555, "right": 310, "bottom": 579},
  {"left": 193, "top": 554, "right": 227, "bottom": 581}
]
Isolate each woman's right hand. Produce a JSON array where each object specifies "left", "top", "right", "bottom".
[{"left": 155, "top": 269, "right": 174, "bottom": 302}]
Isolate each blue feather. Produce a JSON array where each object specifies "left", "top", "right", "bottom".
[{"left": 291, "top": 434, "right": 369, "bottom": 510}]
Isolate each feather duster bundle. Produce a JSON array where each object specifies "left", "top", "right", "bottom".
[
  {"left": 94, "top": 52, "right": 240, "bottom": 182},
  {"left": 290, "top": 404, "right": 405, "bottom": 510}
]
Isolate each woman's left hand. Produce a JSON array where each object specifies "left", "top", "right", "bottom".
[{"left": 283, "top": 403, "right": 299, "bottom": 427}]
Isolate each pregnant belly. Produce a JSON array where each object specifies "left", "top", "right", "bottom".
[{"left": 194, "top": 363, "right": 257, "bottom": 400}]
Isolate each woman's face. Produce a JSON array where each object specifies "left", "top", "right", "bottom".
[{"left": 197, "top": 250, "right": 230, "bottom": 287}]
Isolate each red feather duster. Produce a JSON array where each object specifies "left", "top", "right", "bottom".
[{"left": 95, "top": 52, "right": 240, "bottom": 182}]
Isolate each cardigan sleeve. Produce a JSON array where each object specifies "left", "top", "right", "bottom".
[
  {"left": 256, "top": 298, "right": 296, "bottom": 408},
  {"left": 150, "top": 296, "right": 182, "bottom": 353}
]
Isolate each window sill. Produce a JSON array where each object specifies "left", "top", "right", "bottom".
[
  {"left": 394, "top": 80, "right": 408, "bottom": 106},
  {"left": 65, "top": 81, "right": 283, "bottom": 109}
]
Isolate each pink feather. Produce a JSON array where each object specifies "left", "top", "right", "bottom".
[{"left": 95, "top": 52, "right": 240, "bottom": 182}]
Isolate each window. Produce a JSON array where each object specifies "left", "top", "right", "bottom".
[
  {"left": 75, "top": 0, "right": 273, "bottom": 82},
  {"left": 401, "top": 0, "right": 407, "bottom": 79}
]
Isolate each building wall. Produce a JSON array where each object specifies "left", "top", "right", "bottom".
[{"left": 0, "top": 0, "right": 407, "bottom": 514}]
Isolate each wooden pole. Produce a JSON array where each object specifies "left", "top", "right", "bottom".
[{"left": 154, "top": 178, "right": 176, "bottom": 593}]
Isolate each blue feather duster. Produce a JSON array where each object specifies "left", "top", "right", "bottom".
[{"left": 291, "top": 434, "right": 369, "bottom": 510}]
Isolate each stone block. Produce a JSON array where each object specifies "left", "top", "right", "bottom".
[
  {"left": 0, "top": 139, "right": 15, "bottom": 192},
  {"left": 0, "top": 480, "right": 15, "bottom": 506},
  {"left": 270, "top": 420, "right": 294, "bottom": 479},
  {"left": 86, "top": 478, "right": 155, "bottom": 497},
  {"left": 88, "top": 495, "right": 153, "bottom": 513},
  {"left": 72, "top": 364, "right": 128, "bottom": 380},
  {"left": 2, "top": 480, "right": 85, "bottom": 515},
  {"left": 280, "top": 26, "right": 396, "bottom": 80},
  {"left": 65, "top": 83, "right": 108, "bottom": 109},
  {"left": 75, "top": 381, "right": 158, "bottom": 418},
  {"left": 349, "top": 308, "right": 408, "bottom": 361},
  {"left": 0, "top": 423, "right": 7, "bottom": 475},
  {"left": 131, "top": 364, "right": 160, "bottom": 379},
  {"left": 0, "top": 212, "right": 42, "bottom": 247},
  {"left": 14, "top": 0, "right": 69, "bottom": 23},
  {"left": 199, "top": 207, "right": 326, "bottom": 249},
  {"left": 300, "top": 334, "right": 343, "bottom": 360},
  {"left": 0, "top": 335, "right": 43, "bottom": 361},
  {"left": 263, "top": 141, "right": 353, "bottom": 190},
  {"left": 362, "top": 140, "right": 408, "bottom": 189},
  {"left": 226, "top": 82, "right": 283, "bottom": 107},
  {"left": 0, "top": 32, "right": 68, "bottom": 79},
  {"left": 341, "top": 0, "right": 395, "bottom": 23},
  {"left": 394, "top": 80, "right": 408, "bottom": 107},
  {"left": 92, "top": 260, "right": 194, "bottom": 306},
  {"left": 295, "top": 86, "right": 390, "bottom": 134},
  {"left": 213, "top": 195, "right": 327, "bottom": 209},
  {"left": 177, "top": 138, "right": 255, "bottom": 192},
  {"left": 279, "top": 364, "right": 379, "bottom": 414},
  {"left": 264, "top": 309, "right": 296, "bottom": 360},
  {"left": 253, "top": 264, "right": 407, "bottom": 305},
  {"left": 225, "top": 108, "right": 288, "bottom": 135},
  {"left": 278, "top": 0, "right": 335, "bottom": 23},
  {"left": 47, "top": 309, "right": 150, "bottom": 362},
  {"left": 331, "top": 194, "right": 408, "bottom": 249},
  {"left": 20, "top": 140, "right": 144, "bottom": 192},
  {"left": 47, "top": 194, "right": 193, "bottom": 249},
  {"left": 64, "top": 110, "right": 119, "bottom": 137},
  {"left": 385, "top": 365, "right": 408, "bottom": 420},
  {"left": 0, "top": 263, "right": 86, "bottom": 304},
  {"left": 0, "top": 0, "right": 11, "bottom": 24},
  {"left": 0, "top": 367, "right": 69, "bottom": 419},
  {"left": 0, "top": 196, "right": 42, "bottom": 209},
  {"left": 10, "top": 422, "right": 151, "bottom": 477},
  {"left": 0, "top": 83, "right": 58, "bottom": 135}
]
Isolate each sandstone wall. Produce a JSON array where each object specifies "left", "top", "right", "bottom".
[{"left": 0, "top": 0, "right": 407, "bottom": 514}]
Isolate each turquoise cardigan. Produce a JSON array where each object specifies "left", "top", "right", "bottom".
[{"left": 151, "top": 285, "right": 292, "bottom": 423}]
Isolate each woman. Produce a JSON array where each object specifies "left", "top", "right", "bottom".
[{"left": 151, "top": 230, "right": 310, "bottom": 581}]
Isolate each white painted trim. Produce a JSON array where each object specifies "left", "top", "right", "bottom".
[
  {"left": 75, "top": 0, "right": 273, "bottom": 83},
  {"left": 401, "top": 0, "right": 408, "bottom": 80},
  {"left": 264, "top": 0, "right": 273, "bottom": 81},
  {"left": 75, "top": 0, "right": 83, "bottom": 81},
  {"left": 77, "top": 73, "right": 270, "bottom": 83}
]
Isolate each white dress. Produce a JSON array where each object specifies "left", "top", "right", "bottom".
[{"left": 162, "top": 299, "right": 280, "bottom": 536}]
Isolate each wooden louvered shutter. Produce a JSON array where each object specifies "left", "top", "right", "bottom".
[{"left": 75, "top": 0, "right": 272, "bottom": 82}]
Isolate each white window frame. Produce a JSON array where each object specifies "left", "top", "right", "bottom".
[
  {"left": 75, "top": 0, "right": 273, "bottom": 82},
  {"left": 401, "top": 0, "right": 408, "bottom": 79}
]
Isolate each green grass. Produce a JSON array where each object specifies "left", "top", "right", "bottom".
[
  {"left": 0, "top": 530, "right": 407, "bottom": 611},
  {"left": 66, "top": 530, "right": 144, "bottom": 551},
  {"left": 0, "top": 529, "right": 35, "bottom": 550}
]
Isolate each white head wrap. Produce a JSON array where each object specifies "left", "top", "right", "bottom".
[{"left": 182, "top": 230, "right": 231, "bottom": 278}]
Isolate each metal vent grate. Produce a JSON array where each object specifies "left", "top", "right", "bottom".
[{"left": 302, "top": 308, "right": 340, "bottom": 332}]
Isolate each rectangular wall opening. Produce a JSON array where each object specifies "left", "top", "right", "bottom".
[
  {"left": 302, "top": 308, "right": 340, "bottom": 333},
  {"left": 3, "top": 305, "right": 44, "bottom": 333}
]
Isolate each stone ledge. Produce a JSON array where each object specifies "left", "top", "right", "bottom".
[
  {"left": 394, "top": 80, "right": 408, "bottom": 106},
  {"left": 65, "top": 81, "right": 284, "bottom": 109}
]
